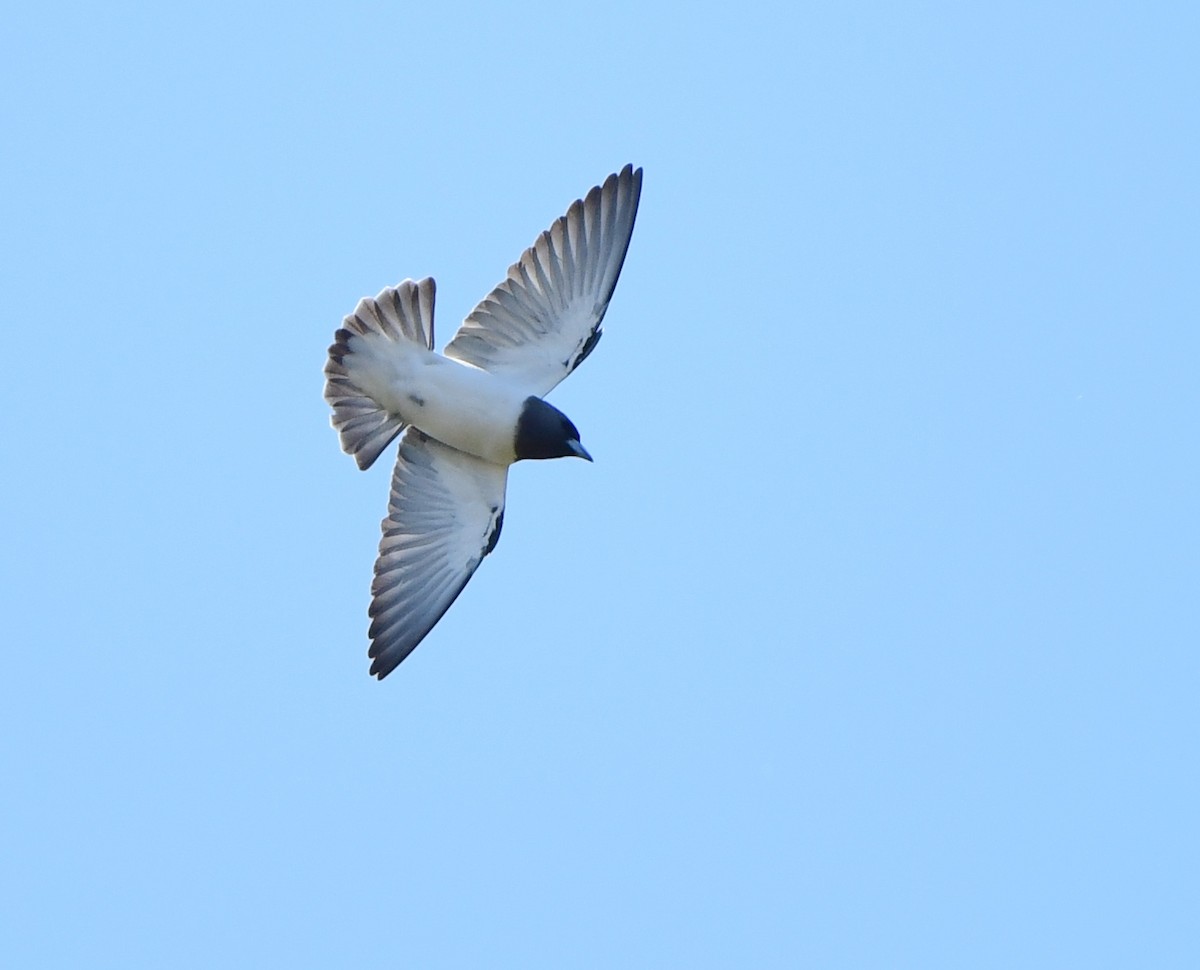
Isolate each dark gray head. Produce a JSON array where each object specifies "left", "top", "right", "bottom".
[{"left": 514, "top": 396, "right": 593, "bottom": 462}]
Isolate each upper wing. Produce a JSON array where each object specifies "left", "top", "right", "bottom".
[
  {"left": 444, "top": 165, "right": 642, "bottom": 396},
  {"left": 366, "top": 428, "right": 508, "bottom": 679}
]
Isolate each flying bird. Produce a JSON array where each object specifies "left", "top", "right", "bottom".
[{"left": 324, "top": 166, "right": 643, "bottom": 678}]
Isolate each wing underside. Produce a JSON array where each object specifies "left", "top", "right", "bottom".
[
  {"left": 367, "top": 429, "right": 508, "bottom": 678},
  {"left": 444, "top": 165, "right": 642, "bottom": 396}
]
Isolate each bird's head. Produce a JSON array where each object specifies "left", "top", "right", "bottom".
[{"left": 514, "top": 396, "right": 593, "bottom": 462}]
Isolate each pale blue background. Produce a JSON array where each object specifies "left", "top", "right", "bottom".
[{"left": 2, "top": 2, "right": 1197, "bottom": 967}]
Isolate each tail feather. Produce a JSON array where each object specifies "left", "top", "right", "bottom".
[{"left": 324, "top": 278, "right": 436, "bottom": 470}]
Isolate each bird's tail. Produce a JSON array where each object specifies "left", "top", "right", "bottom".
[{"left": 324, "top": 278, "right": 437, "bottom": 470}]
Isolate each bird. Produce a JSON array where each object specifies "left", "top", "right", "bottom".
[{"left": 324, "top": 166, "right": 643, "bottom": 678}]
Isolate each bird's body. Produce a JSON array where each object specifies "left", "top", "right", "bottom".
[
  {"left": 325, "top": 166, "right": 642, "bottom": 678},
  {"left": 342, "top": 330, "right": 529, "bottom": 466}
]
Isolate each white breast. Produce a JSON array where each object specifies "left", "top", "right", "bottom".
[
  {"left": 343, "top": 331, "right": 530, "bottom": 466},
  {"left": 404, "top": 356, "right": 529, "bottom": 465}
]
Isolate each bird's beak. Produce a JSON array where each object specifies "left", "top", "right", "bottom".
[{"left": 567, "top": 439, "right": 593, "bottom": 462}]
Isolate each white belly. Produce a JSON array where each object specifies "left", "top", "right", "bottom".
[{"left": 351, "top": 338, "right": 527, "bottom": 465}]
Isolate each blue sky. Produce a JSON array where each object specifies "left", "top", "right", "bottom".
[{"left": 2, "top": 2, "right": 1197, "bottom": 966}]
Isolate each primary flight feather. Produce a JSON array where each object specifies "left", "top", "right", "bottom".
[{"left": 324, "top": 166, "right": 642, "bottom": 678}]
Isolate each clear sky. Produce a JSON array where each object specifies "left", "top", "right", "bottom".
[{"left": 3, "top": 2, "right": 1197, "bottom": 967}]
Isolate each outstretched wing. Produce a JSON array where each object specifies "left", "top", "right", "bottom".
[
  {"left": 367, "top": 428, "right": 508, "bottom": 679},
  {"left": 444, "top": 165, "right": 642, "bottom": 396}
]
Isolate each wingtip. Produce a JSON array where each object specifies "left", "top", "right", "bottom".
[
  {"left": 367, "top": 643, "right": 400, "bottom": 680},
  {"left": 625, "top": 164, "right": 643, "bottom": 201},
  {"left": 616, "top": 163, "right": 643, "bottom": 186}
]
